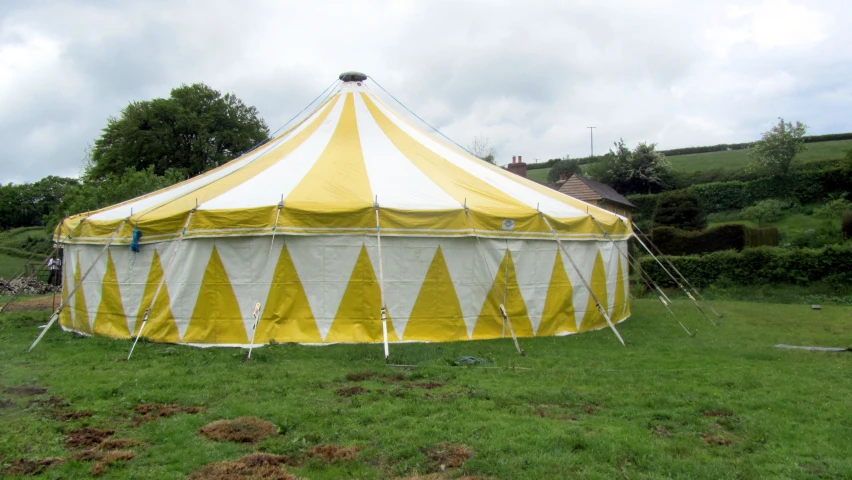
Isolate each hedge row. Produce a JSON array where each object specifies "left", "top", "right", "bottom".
[
  {"left": 639, "top": 245, "right": 852, "bottom": 288},
  {"left": 659, "top": 132, "right": 852, "bottom": 157},
  {"left": 628, "top": 166, "right": 852, "bottom": 218},
  {"left": 651, "top": 224, "right": 778, "bottom": 255},
  {"left": 526, "top": 155, "right": 606, "bottom": 171}
]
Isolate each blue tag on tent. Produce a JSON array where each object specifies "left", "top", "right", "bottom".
[{"left": 130, "top": 229, "right": 142, "bottom": 253}]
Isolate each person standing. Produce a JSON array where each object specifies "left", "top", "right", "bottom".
[{"left": 47, "top": 256, "right": 61, "bottom": 286}]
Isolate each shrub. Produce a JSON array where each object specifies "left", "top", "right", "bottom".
[
  {"left": 652, "top": 190, "right": 706, "bottom": 231},
  {"left": 741, "top": 199, "right": 785, "bottom": 226},
  {"left": 640, "top": 245, "right": 852, "bottom": 288},
  {"left": 651, "top": 224, "right": 778, "bottom": 255},
  {"left": 843, "top": 211, "right": 852, "bottom": 239},
  {"left": 813, "top": 194, "right": 851, "bottom": 219}
]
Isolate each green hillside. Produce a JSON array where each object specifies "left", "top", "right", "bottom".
[{"left": 522, "top": 139, "right": 852, "bottom": 179}]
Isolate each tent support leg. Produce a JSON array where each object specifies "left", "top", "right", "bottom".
[
  {"left": 375, "top": 200, "right": 390, "bottom": 363},
  {"left": 540, "top": 213, "right": 625, "bottom": 346},
  {"left": 630, "top": 227, "right": 716, "bottom": 327},
  {"left": 629, "top": 221, "right": 723, "bottom": 319},
  {"left": 590, "top": 217, "right": 692, "bottom": 336},
  {"left": 127, "top": 211, "right": 194, "bottom": 360},
  {"left": 30, "top": 218, "right": 129, "bottom": 352},
  {"left": 247, "top": 303, "right": 263, "bottom": 360}
]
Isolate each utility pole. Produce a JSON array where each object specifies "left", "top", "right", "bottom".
[{"left": 587, "top": 126, "right": 596, "bottom": 158}]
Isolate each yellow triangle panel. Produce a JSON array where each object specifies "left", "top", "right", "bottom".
[
  {"left": 183, "top": 247, "right": 250, "bottom": 344},
  {"left": 612, "top": 256, "right": 628, "bottom": 322},
  {"left": 134, "top": 249, "right": 180, "bottom": 343},
  {"left": 256, "top": 243, "right": 322, "bottom": 343},
  {"left": 472, "top": 249, "right": 534, "bottom": 340},
  {"left": 71, "top": 251, "right": 91, "bottom": 334},
  {"left": 579, "top": 250, "right": 609, "bottom": 332},
  {"left": 405, "top": 246, "right": 467, "bottom": 341},
  {"left": 326, "top": 244, "right": 399, "bottom": 343},
  {"left": 58, "top": 254, "right": 72, "bottom": 329},
  {"left": 537, "top": 249, "right": 576, "bottom": 336},
  {"left": 92, "top": 252, "right": 130, "bottom": 338}
]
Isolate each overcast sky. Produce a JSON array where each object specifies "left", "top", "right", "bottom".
[{"left": 2, "top": 0, "right": 850, "bottom": 184}]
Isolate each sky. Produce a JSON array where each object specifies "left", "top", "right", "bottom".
[{"left": 2, "top": 0, "right": 850, "bottom": 184}]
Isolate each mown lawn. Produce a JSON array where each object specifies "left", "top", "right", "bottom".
[
  {"left": 0, "top": 253, "right": 31, "bottom": 280},
  {"left": 1, "top": 299, "right": 850, "bottom": 479},
  {"left": 665, "top": 139, "right": 852, "bottom": 172}
]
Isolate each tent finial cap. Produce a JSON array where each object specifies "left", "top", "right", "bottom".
[{"left": 339, "top": 71, "right": 367, "bottom": 82}]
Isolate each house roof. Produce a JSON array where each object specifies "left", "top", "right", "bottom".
[{"left": 555, "top": 173, "right": 636, "bottom": 209}]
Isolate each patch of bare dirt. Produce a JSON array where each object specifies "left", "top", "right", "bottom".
[
  {"left": 653, "top": 425, "right": 671, "bottom": 437},
  {"left": 581, "top": 405, "right": 600, "bottom": 414},
  {"left": 1, "top": 457, "right": 65, "bottom": 476},
  {"left": 703, "top": 409, "right": 733, "bottom": 418},
  {"left": 408, "top": 382, "right": 444, "bottom": 390},
  {"left": 99, "top": 438, "right": 142, "bottom": 450},
  {"left": 199, "top": 417, "right": 278, "bottom": 443},
  {"left": 187, "top": 453, "right": 303, "bottom": 480},
  {"left": 132, "top": 402, "right": 205, "bottom": 426},
  {"left": 0, "top": 399, "right": 12, "bottom": 408},
  {"left": 64, "top": 428, "right": 114, "bottom": 449},
  {"left": 307, "top": 444, "right": 361, "bottom": 462},
  {"left": 0, "top": 294, "right": 55, "bottom": 312},
  {"left": 27, "top": 395, "right": 68, "bottom": 408},
  {"left": 52, "top": 410, "right": 94, "bottom": 421},
  {"left": 422, "top": 442, "right": 472, "bottom": 472},
  {"left": 4, "top": 385, "right": 47, "bottom": 396},
  {"left": 79, "top": 450, "right": 136, "bottom": 477},
  {"left": 702, "top": 434, "right": 733, "bottom": 446},
  {"left": 346, "top": 371, "right": 406, "bottom": 382},
  {"left": 335, "top": 386, "right": 368, "bottom": 397}
]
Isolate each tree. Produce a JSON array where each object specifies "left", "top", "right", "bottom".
[
  {"left": 468, "top": 135, "right": 496, "bottom": 164},
  {"left": 652, "top": 190, "right": 707, "bottom": 231},
  {"left": 749, "top": 118, "right": 807, "bottom": 176},
  {"left": 547, "top": 156, "right": 582, "bottom": 183},
  {"left": 597, "top": 140, "right": 671, "bottom": 195},
  {"left": 0, "top": 176, "right": 79, "bottom": 229},
  {"left": 742, "top": 199, "right": 784, "bottom": 226},
  {"left": 87, "top": 83, "right": 269, "bottom": 180}
]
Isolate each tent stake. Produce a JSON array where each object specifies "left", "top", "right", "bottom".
[
  {"left": 30, "top": 218, "right": 129, "bottom": 352},
  {"left": 540, "top": 213, "right": 625, "bottom": 346},
  {"left": 375, "top": 199, "right": 390, "bottom": 363},
  {"left": 590, "top": 217, "right": 692, "bottom": 336},
  {"left": 127, "top": 210, "right": 195, "bottom": 360},
  {"left": 247, "top": 303, "right": 263, "bottom": 359}
]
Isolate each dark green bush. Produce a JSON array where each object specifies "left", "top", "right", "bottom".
[
  {"left": 640, "top": 245, "right": 852, "bottom": 288},
  {"left": 651, "top": 224, "right": 778, "bottom": 255},
  {"left": 652, "top": 190, "right": 706, "bottom": 230}
]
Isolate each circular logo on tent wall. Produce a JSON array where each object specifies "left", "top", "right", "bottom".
[{"left": 502, "top": 219, "right": 515, "bottom": 230}]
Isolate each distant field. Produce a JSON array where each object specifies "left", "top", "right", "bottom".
[
  {"left": 522, "top": 139, "right": 852, "bottom": 178},
  {"left": 0, "top": 253, "right": 31, "bottom": 279},
  {"left": 666, "top": 139, "right": 852, "bottom": 172}
]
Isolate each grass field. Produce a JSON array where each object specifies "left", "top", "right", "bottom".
[
  {"left": 0, "top": 253, "right": 32, "bottom": 280},
  {"left": 524, "top": 139, "right": 852, "bottom": 179},
  {"left": 1, "top": 299, "right": 850, "bottom": 479}
]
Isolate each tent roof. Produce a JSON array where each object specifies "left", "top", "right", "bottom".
[{"left": 57, "top": 78, "right": 631, "bottom": 244}]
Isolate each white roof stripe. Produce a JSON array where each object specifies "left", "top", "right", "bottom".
[
  {"left": 198, "top": 95, "right": 346, "bottom": 210},
  {"left": 368, "top": 93, "right": 587, "bottom": 219},
  {"left": 353, "top": 93, "right": 460, "bottom": 211}
]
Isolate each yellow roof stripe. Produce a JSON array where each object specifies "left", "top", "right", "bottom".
[{"left": 286, "top": 93, "right": 374, "bottom": 212}]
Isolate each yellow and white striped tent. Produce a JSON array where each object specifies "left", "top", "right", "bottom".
[{"left": 54, "top": 73, "right": 633, "bottom": 346}]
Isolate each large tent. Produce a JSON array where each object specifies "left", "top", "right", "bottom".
[{"left": 53, "top": 73, "right": 633, "bottom": 347}]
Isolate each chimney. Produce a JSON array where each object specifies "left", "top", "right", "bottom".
[
  {"left": 506, "top": 154, "right": 527, "bottom": 178},
  {"left": 559, "top": 173, "right": 568, "bottom": 181}
]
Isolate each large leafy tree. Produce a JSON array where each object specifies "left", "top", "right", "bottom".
[
  {"left": 587, "top": 140, "right": 671, "bottom": 194},
  {"left": 88, "top": 83, "right": 269, "bottom": 180},
  {"left": 0, "top": 176, "right": 79, "bottom": 229},
  {"left": 749, "top": 118, "right": 807, "bottom": 176},
  {"left": 546, "top": 156, "right": 582, "bottom": 183}
]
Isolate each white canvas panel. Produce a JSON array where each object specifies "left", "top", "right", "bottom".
[
  {"left": 512, "top": 239, "right": 558, "bottom": 334},
  {"left": 199, "top": 97, "right": 347, "bottom": 211},
  {"left": 64, "top": 246, "right": 79, "bottom": 324},
  {"left": 353, "top": 93, "right": 461, "bottom": 211},
  {"left": 600, "top": 241, "right": 620, "bottom": 316},
  {"left": 286, "top": 235, "right": 363, "bottom": 341},
  {"left": 556, "top": 241, "right": 599, "bottom": 329},
  {"left": 77, "top": 245, "right": 107, "bottom": 330},
  {"left": 368, "top": 94, "right": 586, "bottom": 219},
  {"left": 215, "top": 237, "right": 283, "bottom": 342},
  {"left": 111, "top": 244, "right": 156, "bottom": 334},
  {"left": 442, "top": 237, "right": 496, "bottom": 338},
  {"left": 363, "top": 235, "right": 438, "bottom": 336},
  {"left": 162, "top": 238, "right": 214, "bottom": 340}
]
